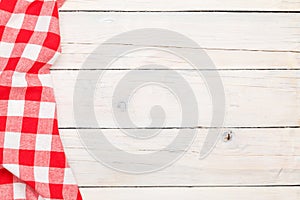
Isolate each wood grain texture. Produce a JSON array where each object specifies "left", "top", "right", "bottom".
[
  {"left": 59, "top": 13, "right": 300, "bottom": 52},
  {"left": 51, "top": 70, "right": 300, "bottom": 128},
  {"left": 54, "top": 1, "right": 300, "bottom": 197},
  {"left": 60, "top": 0, "right": 300, "bottom": 11},
  {"left": 79, "top": 187, "right": 300, "bottom": 200},
  {"left": 60, "top": 128, "right": 300, "bottom": 186},
  {"left": 55, "top": 44, "right": 300, "bottom": 70},
  {"left": 55, "top": 12, "right": 300, "bottom": 71}
]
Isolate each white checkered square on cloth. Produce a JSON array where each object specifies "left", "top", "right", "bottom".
[{"left": 0, "top": 0, "right": 82, "bottom": 199}]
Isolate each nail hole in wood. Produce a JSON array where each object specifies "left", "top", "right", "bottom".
[
  {"left": 223, "top": 131, "right": 233, "bottom": 142},
  {"left": 117, "top": 101, "right": 127, "bottom": 112}
]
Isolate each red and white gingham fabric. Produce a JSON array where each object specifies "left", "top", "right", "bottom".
[{"left": 0, "top": 0, "right": 82, "bottom": 199}]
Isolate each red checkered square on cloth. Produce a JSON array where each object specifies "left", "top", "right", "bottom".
[{"left": 0, "top": 0, "right": 83, "bottom": 199}]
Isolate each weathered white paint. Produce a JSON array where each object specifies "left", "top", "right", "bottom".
[
  {"left": 59, "top": 13, "right": 300, "bottom": 52},
  {"left": 79, "top": 187, "right": 300, "bottom": 200},
  {"left": 60, "top": 128, "right": 300, "bottom": 186},
  {"left": 51, "top": 70, "right": 300, "bottom": 128},
  {"left": 53, "top": 1, "right": 300, "bottom": 198},
  {"left": 61, "top": 0, "right": 300, "bottom": 11},
  {"left": 55, "top": 44, "right": 300, "bottom": 70}
]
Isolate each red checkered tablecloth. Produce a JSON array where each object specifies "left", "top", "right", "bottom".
[{"left": 0, "top": 0, "right": 82, "bottom": 199}]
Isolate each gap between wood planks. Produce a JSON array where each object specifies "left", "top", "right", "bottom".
[
  {"left": 59, "top": 10, "right": 300, "bottom": 13},
  {"left": 59, "top": 126, "right": 300, "bottom": 130},
  {"left": 78, "top": 185, "right": 300, "bottom": 188},
  {"left": 51, "top": 68, "right": 300, "bottom": 71}
]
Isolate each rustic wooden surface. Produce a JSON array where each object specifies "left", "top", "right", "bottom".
[
  {"left": 80, "top": 187, "right": 300, "bottom": 200},
  {"left": 53, "top": 70, "right": 299, "bottom": 127},
  {"left": 54, "top": 0, "right": 300, "bottom": 199},
  {"left": 61, "top": 128, "right": 300, "bottom": 186},
  {"left": 61, "top": 0, "right": 300, "bottom": 11}
]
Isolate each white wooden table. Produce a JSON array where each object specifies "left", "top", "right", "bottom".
[{"left": 52, "top": 0, "right": 300, "bottom": 199}]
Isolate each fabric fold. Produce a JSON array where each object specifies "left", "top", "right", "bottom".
[{"left": 0, "top": 0, "right": 82, "bottom": 199}]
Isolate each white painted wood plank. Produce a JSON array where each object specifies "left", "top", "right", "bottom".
[
  {"left": 61, "top": 0, "right": 300, "bottom": 11},
  {"left": 79, "top": 187, "right": 300, "bottom": 200},
  {"left": 59, "top": 13, "right": 300, "bottom": 52},
  {"left": 54, "top": 44, "right": 300, "bottom": 70},
  {"left": 60, "top": 128, "right": 300, "bottom": 186},
  {"left": 52, "top": 70, "right": 300, "bottom": 128}
]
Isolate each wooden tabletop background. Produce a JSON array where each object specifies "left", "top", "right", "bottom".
[{"left": 52, "top": 0, "right": 300, "bottom": 199}]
